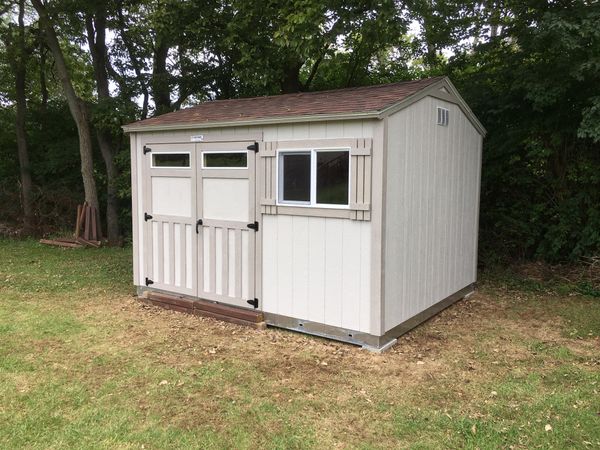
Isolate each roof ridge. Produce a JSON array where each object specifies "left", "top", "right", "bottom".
[{"left": 190, "top": 76, "right": 443, "bottom": 108}]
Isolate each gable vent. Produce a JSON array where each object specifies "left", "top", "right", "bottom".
[{"left": 437, "top": 107, "right": 449, "bottom": 126}]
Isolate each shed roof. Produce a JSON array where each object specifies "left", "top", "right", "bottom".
[{"left": 124, "top": 77, "right": 445, "bottom": 130}]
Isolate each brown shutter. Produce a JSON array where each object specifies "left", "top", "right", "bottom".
[
  {"left": 259, "top": 141, "right": 278, "bottom": 215},
  {"left": 350, "top": 138, "right": 372, "bottom": 221}
]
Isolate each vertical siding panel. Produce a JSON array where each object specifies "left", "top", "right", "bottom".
[
  {"left": 341, "top": 220, "right": 361, "bottom": 331},
  {"left": 276, "top": 215, "right": 294, "bottom": 317},
  {"left": 209, "top": 227, "right": 216, "bottom": 293},
  {"left": 358, "top": 221, "right": 372, "bottom": 333},
  {"left": 235, "top": 229, "right": 242, "bottom": 298},
  {"left": 292, "top": 123, "right": 309, "bottom": 139},
  {"left": 307, "top": 217, "right": 326, "bottom": 324},
  {"left": 276, "top": 124, "right": 294, "bottom": 140},
  {"left": 307, "top": 122, "right": 328, "bottom": 139},
  {"left": 152, "top": 221, "right": 159, "bottom": 283},
  {"left": 214, "top": 228, "right": 222, "bottom": 295},
  {"left": 262, "top": 216, "right": 278, "bottom": 314},
  {"left": 324, "top": 219, "right": 344, "bottom": 327},
  {"left": 185, "top": 224, "right": 192, "bottom": 290},
  {"left": 325, "top": 121, "right": 344, "bottom": 138},
  {"left": 174, "top": 223, "right": 182, "bottom": 287},
  {"left": 291, "top": 216, "right": 310, "bottom": 320},
  {"left": 222, "top": 227, "right": 229, "bottom": 295},
  {"left": 157, "top": 221, "right": 164, "bottom": 284}
]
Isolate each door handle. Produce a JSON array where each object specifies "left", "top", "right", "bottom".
[{"left": 196, "top": 219, "right": 203, "bottom": 234}]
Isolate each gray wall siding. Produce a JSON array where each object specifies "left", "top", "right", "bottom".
[{"left": 383, "top": 96, "right": 482, "bottom": 331}]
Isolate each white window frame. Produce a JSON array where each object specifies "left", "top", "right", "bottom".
[
  {"left": 201, "top": 150, "right": 248, "bottom": 169},
  {"left": 276, "top": 147, "right": 351, "bottom": 209},
  {"left": 150, "top": 151, "right": 192, "bottom": 169}
]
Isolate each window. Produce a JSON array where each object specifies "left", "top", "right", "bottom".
[
  {"left": 151, "top": 153, "right": 190, "bottom": 168},
  {"left": 437, "top": 107, "right": 449, "bottom": 126},
  {"left": 316, "top": 151, "right": 349, "bottom": 205},
  {"left": 280, "top": 152, "right": 311, "bottom": 202},
  {"left": 278, "top": 149, "right": 350, "bottom": 207},
  {"left": 202, "top": 151, "right": 247, "bottom": 168}
]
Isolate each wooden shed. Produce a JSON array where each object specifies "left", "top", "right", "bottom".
[{"left": 123, "top": 76, "right": 485, "bottom": 351}]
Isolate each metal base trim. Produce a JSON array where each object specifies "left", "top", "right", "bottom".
[{"left": 264, "top": 283, "right": 475, "bottom": 350}]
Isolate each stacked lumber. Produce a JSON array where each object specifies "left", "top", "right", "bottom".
[
  {"left": 40, "top": 202, "right": 102, "bottom": 248},
  {"left": 140, "top": 291, "right": 267, "bottom": 329}
]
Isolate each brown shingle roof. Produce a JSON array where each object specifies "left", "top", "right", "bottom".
[{"left": 125, "top": 77, "right": 443, "bottom": 129}]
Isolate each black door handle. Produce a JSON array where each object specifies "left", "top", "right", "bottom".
[{"left": 196, "top": 219, "right": 203, "bottom": 234}]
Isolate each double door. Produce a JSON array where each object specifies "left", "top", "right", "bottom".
[{"left": 142, "top": 141, "right": 257, "bottom": 309}]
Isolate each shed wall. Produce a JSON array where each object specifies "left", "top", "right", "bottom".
[
  {"left": 132, "top": 119, "right": 381, "bottom": 335},
  {"left": 261, "top": 120, "right": 378, "bottom": 335},
  {"left": 383, "top": 96, "right": 482, "bottom": 331}
]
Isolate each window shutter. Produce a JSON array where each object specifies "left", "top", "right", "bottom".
[
  {"left": 349, "top": 138, "right": 372, "bottom": 221},
  {"left": 259, "top": 141, "right": 278, "bottom": 215}
]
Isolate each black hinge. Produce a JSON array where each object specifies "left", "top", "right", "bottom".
[
  {"left": 247, "top": 142, "right": 258, "bottom": 152},
  {"left": 144, "top": 212, "right": 153, "bottom": 221},
  {"left": 143, "top": 145, "right": 152, "bottom": 154},
  {"left": 145, "top": 277, "right": 154, "bottom": 286},
  {"left": 247, "top": 298, "right": 258, "bottom": 308},
  {"left": 196, "top": 219, "right": 203, "bottom": 234},
  {"left": 247, "top": 221, "right": 259, "bottom": 231}
]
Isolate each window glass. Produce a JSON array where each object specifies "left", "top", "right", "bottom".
[
  {"left": 316, "top": 151, "right": 349, "bottom": 205},
  {"left": 152, "top": 153, "right": 190, "bottom": 168},
  {"left": 203, "top": 152, "right": 247, "bottom": 168},
  {"left": 281, "top": 153, "right": 311, "bottom": 202}
]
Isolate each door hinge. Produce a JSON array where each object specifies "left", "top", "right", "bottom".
[
  {"left": 247, "top": 298, "right": 258, "bottom": 308},
  {"left": 143, "top": 145, "right": 152, "bottom": 154},
  {"left": 145, "top": 277, "right": 154, "bottom": 286},
  {"left": 247, "top": 142, "right": 258, "bottom": 152},
  {"left": 196, "top": 219, "right": 203, "bottom": 234},
  {"left": 247, "top": 221, "right": 259, "bottom": 231},
  {"left": 144, "top": 212, "right": 153, "bottom": 221}
]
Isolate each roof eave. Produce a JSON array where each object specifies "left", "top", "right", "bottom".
[{"left": 122, "top": 110, "right": 382, "bottom": 133}]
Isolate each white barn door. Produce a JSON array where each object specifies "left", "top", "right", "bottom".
[
  {"left": 142, "top": 143, "right": 197, "bottom": 296},
  {"left": 196, "top": 142, "right": 257, "bottom": 309}
]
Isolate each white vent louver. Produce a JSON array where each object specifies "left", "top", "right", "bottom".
[{"left": 437, "top": 107, "right": 449, "bottom": 126}]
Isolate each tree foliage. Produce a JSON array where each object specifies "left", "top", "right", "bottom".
[{"left": 0, "top": 0, "right": 598, "bottom": 261}]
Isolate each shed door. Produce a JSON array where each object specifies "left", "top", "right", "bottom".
[
  {"left": 142, "top": 143, "right": 197, "bottom": 296},
  {"left": 196, "top": 142, "right": 257, "bottom": 309}
]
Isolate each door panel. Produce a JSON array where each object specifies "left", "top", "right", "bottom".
[
  {"left": 197, "top": 142, "right": 257, "bottom": 309},
  {"left": 143, "top": 143, "right": 197, "bottom": 296}
]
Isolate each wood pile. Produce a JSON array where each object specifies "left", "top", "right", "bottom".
[{"left": 40, "top": 202, "right": 102, "bottom": 248}]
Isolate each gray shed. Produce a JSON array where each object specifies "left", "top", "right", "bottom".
[{"left": 123, "top": 76, "right": 485, "bottom": 351}]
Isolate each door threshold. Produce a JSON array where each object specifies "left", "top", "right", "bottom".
[{"left": 138, "top": 287, "right": 266, "bottom": 329}]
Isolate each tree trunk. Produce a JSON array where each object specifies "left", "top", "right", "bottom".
[
  {"left": 14, "top": 0, "right": 34, "bottom": 234},
  {"left": 32, "top": 0, "right": 100, "bottom": 212},
  {"left": 152, "top": 39, "right": 172, "bottom": 115},
  {"left": 280, "top": 59, "right": 303, "bottom": 94},
  {"left": 85, "top": 9, "right": 121, "bottom": 245}
]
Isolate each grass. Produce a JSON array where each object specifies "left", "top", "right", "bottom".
[{"left": 1, "top": 238, "right": 599, "bottom": 449}]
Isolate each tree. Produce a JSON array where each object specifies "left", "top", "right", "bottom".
[
  {"left": 84, "top": 0, "right": 120, "bottom": 244},
  {"left": 2, "top": 0, "right": 35, "bottom": 233},
  {"left": 31, "top": 0, "right": 100, "bottom": 214}
]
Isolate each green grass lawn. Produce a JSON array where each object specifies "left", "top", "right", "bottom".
[{"left": 0, "top": 238, "right": 599, "bottom": 449}]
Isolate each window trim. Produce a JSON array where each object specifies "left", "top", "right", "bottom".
[
  {"left": 276, "top": 147, "right": 351, "bottom": 209},
  {"left": 150, "top": 151, "right": 192, "bottom": 169},
  {"left": 201, "top": 150, "right": 248, "bottom": 169}
]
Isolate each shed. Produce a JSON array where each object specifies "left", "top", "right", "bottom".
[{"left": 123, "top": 76, "right": 485, "bottom": 351}]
